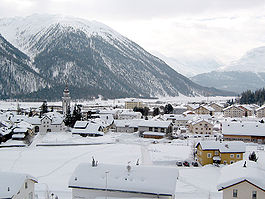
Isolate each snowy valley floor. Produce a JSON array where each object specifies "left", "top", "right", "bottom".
[{"left": 0, "top": 132, "right": 264, "bottom": 199}]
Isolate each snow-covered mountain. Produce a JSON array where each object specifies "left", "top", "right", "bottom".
[
  {"left": 0, "top": 14, "right": 232, "bottom": 99},
  {"left": 151, "top": 51, "right": 222, "bottom": 77},
  {"left": 191, "top": 46, "right": 265, "bottom": 94},
  {"left": 0, "top": 34, "right": 48, "bottom": 97}
]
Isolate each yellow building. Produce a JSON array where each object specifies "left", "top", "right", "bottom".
[
  {"left": 125, "top": 99, "right": 143, "bottom": 109},
  {"left": 196, "top": 141, "right": 245, "bottom": 166}
]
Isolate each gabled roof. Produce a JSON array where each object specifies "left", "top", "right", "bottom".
[
  {"left": 217, "top": 161, "right": 265, "bottom": 191},
  {"left": 0, "top": 171, "right": 37, "bottom": 198},
  {"left": 223, "top": 105, "right": 244, "bottom": 112},
  {"left": 196, "top": 141, "right": 245, "bottom": 153},
  {"left": 69, "top": 163, "right": 178, "bottom": 196}
]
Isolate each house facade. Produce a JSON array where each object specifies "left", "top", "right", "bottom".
[
  {"left": 138, "top": 120, "right": 173, "bottom": 136},
  {"left": 188, "top": 119, "right": 213, "bottom": 134},
  {"left": 210, "top": 103, "right": 224, "bottom": 112},
  {"left": 125, "top": 99, "right": 143, "bottom": 109},
  {"left": 194, "top": 105, "right": 215, "bottom": 115},
  {"left": 256, "top": 105, "right": 265, "bottom": 118},
  {"left": 196, "top": 141, "right": 245, "bottom": 166},
  {"left": 223, "top": 105, "right": 245, "bottom": 118},
  {"left": 0, "top": 172, "right": 38, "bottom": 199},
  {"left": 218, "top": 161, "right": 265, "bottom": 199}
]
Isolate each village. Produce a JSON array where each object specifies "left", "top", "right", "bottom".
[{"left": 1, "top": 87, "right": 265, "bottom": 199}]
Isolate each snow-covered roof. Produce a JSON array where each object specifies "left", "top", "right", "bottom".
[
  {"left": 114, "top": 119, "right": 144, "bottom": 128},
  {"left": 223, "top": 105, "right": 244, "bottom": 112},
  {"left": 217, "top": 160, "right": 265, "bottom": 191},
  {"left": 0, "top": 171, "right": 37, "bottom": 198},
  {"left": 13, "top": 127, "right": 28, "bottom": 133},
  {"left": 222, "top": 121, "right": 265, "bottom": 137},
  {"left": 196, "top": 141, "right": 245, "bottom": 153},
  {"left": 69, "top": 163, "right": 178, "bottom": 196},
  {"left": 194, "top": 105, "right": 215, "bottom": 112},
  {"left": 189, "top": 119, "right": 213, "bottom": 126},
  {"left": 138, "top": 120, "right": 172, "bottom": 128},
  {"left": 74, "top": 121, "right": 88, "bottom": 129},
  {"left": 120, "top": 111, "right": 142, "bottom": 116},
  {"left": 163, "top": 114, "right": 190, "bottom": 121},
  {"left": 142, "top": 132, "right": 165, "bottom": 136},
  {"left": 257, "top": 105, "right": 265, "bottom": 111},
  {"left": 12, "top": 134, "right": 26, "bottom": 139},
  {"left": 72, "top": 123, "right": 104, "bottom": 135}
]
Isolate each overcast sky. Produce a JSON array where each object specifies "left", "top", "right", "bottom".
[{"left": 1, "top": 0, "right": 265, "bottom": 65}]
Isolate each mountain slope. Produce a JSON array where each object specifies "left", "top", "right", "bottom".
[
  {"left": 0, "top": 34, "right": 48, "bottom": 97},
  {"left": 191, "top": 46, "right": 265, "bottom": 94},
  {"left": 0, "top": 14, "right": 233, "bottom": 99}
]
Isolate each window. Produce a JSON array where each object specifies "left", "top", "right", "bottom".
[
  {"left": 230, "top": 161, "right": 234, "bottom": 164},
  {"left": 230, "top": 154, "right": 234, "bottom": 158},
  {"left": 29, "top": 192, "right": 33, "bottom": 199},
  {"left": 233, "top": 189, "right": 238, "bottom": 197},
  {"left": 149, "top": 127, "right": 152, "bottom": 131},
  {"left": 252, "top": 191, "right": 257, "bottom": 199},
  {"left": 25, "top": 182, "right": 28, "bottom": 189},
  {"left": 214, "top": 151, "right": 219, "bottom": 155},
  {"left": 236, "top": 154, "right": 241, "bottom": 159},
  {"left": 207, "top": 153, "right": 212, "bottom": 158},
  {"left": 223, "top": 160, "right": 227, "bottom": 165},
  {"left": 154, "top": 127, "right": 158, "bottom": 132},
  {"left": 161, "top": 128, "right": 164, "bottom": 132}
]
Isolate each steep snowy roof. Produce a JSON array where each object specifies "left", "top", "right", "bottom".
[
  {"left": 197, "top": 141, "right": 245, "bottom": 153},
  {"left": 69, "top": 163, "right": 178, "bottom": 196},
  {"left": 0, "top": 171, "right": 37, "bottom": 198},
  {"left": 217, "top": 160, "right": 265, "bottom": 191},
  {"left": 222, "top": 121, "right": 265, "bottom": 137}
]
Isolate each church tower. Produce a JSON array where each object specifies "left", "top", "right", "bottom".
[{"left": 62, "top": 85, "right": 71, "bottom": 116}]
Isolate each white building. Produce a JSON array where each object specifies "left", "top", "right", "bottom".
[
  {"left": 0, "top": 171, "right": 38, "bottom": 199},
  {"left": 72, "top": 121, "right": 104, "bottom": 137},
  {"left": 39, "top": 112, "right": 66, "bottom": 134},
  {"left": 69, "top": 162, "right": 178, "bottom": 199},
  {"left": 118, "top": 111, "right": 142, "bottom": 120},
  {"left": 218, "top": 160, "right": 265, "bottom": 199}
]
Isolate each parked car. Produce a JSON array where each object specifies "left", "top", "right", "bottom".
[
  {"left": 176, "top": 161, "right": 182, "bottom": 166},
  {"left": 183, "top": 161, "right": 190, "bottom": 167},
  {"left": 192, "top": 161, "right": 199, "bottom": 167}
]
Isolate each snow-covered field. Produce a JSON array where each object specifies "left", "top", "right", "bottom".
[{"left": 1, "top": 131, "right": 263, "bottom": 199}]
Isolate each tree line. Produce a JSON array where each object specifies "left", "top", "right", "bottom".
[{"left": 239, "top": 88, "right": 265, "bottom": 105}]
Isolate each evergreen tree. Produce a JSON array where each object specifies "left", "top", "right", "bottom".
[
  {"left": 164, "top": 104, "right": 173, "bottom": 114},
  {"left": 249, "top": 151, "right": 258, "bottom": 162},
  {"left": 153, "top": 107, "right": 160, "bottom": 116},
  {"left": 40, "top": 101, "right": 48, "bottom": 116}
]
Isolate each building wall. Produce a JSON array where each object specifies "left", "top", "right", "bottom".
[
  {"left": 125, "top": 101, "right": 143, "bottom": 109},
  {"left": 210, "top": 104, "right": 223, "bottom": 112},
  {"left": 190, "top": 121, "right": 213, "bottom": 134},
  {"left": 223, "top": 135, "right": 265, "bottom": 144},
  {"left": 256, "top": 108, "right": 265, "bottom": 118},
  {"left": 72, "top": 188, "right": 173, "bottom": 199},
  {"left": 39, "top": 117, "right": 65, "bottom": 134},
  {"left": 196, "top": 144, "right": 243, "bottom": 166},
  {"left": 224, "top": 107, "right": 244, "bottom": 118},
  {"left": 194, "top": 107, "right": 211, "bottom": 115},
  {"left": 222, "top": 180, "right": 265, "bottom": 199},
  {"left": 13, "top": 179, "right": 35, "bottom": 199}
]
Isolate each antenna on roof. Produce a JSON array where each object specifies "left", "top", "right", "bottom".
[
  {"left": 127, "top": 161, "right": 131, "bottom": 172},
  {"left": 136, "top": 158, "right": 140, "bottom": 166},
  {"left": 92, "top": 156, "right": 98, "bottom": 167}
]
